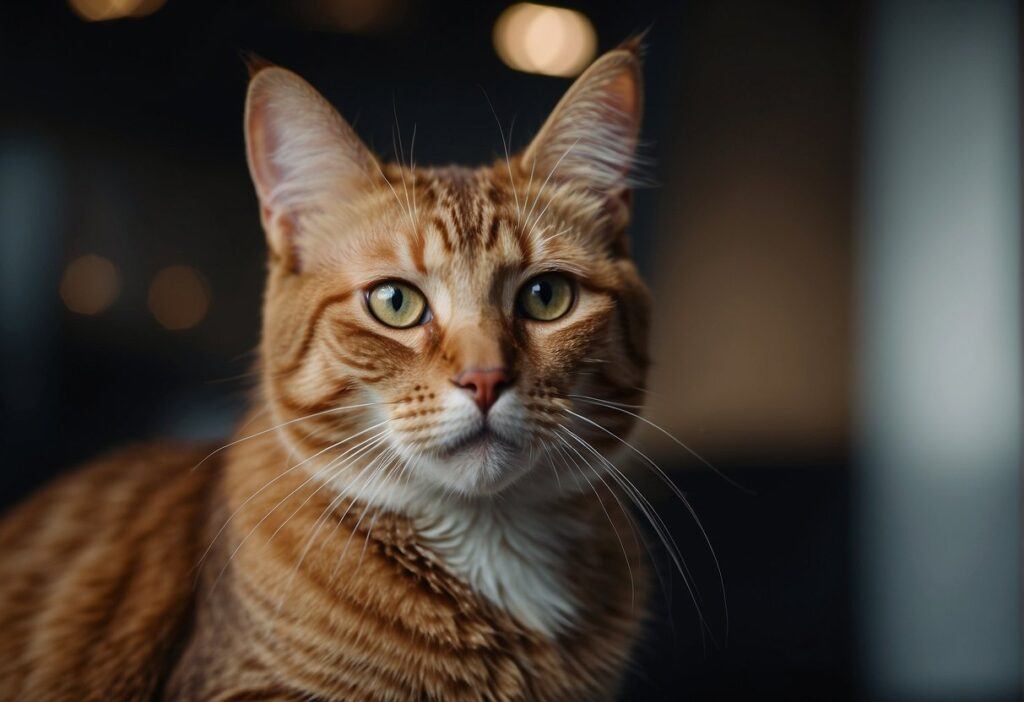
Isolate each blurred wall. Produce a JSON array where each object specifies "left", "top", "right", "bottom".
[
  {"left": 857, "top": 0, "right": 1021, "bottom": 696},
  {"left": 644, "top": 1, "right": 859, "bottom": 462}
]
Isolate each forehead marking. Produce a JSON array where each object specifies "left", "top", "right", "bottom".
[
  {"left": 485, "top": 217, "right": 501, "bottom": 251},
  {"left": 446, "top": 177, "right": 478, "bottom": 253},
  {"left": 409, "top": 168, "right": 528, "bottom": 264},
  {"left": 407, "top": 227, "right": 428, "bottom": 274},
  {"left": 514, "top": 222, "right": 534, "bottom": 265},
  {"left": 430, "top": 215, "right": 455, "bottom": 253}
]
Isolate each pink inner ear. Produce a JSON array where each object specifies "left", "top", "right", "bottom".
[
  {"left": 247, "top": 89, "right": 299, "bottom": 269},
  {"left": 600, "top": 70, "right": 641, "bottom": 178},
  {"left": 246, "top": 89, "right": 277, "bottom": 203},
  {"left": 520, "top": 50, "right": 643, "bottom": 193},
  {"left": 243, "top": 67, "right": 382, "bottom": 271},
  {"left": 607, "top": 70, "right": 639, "bottom": 118}
]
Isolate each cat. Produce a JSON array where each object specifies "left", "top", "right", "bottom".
[{"left": 0, "top": 39, "right": 653, "bottom": 701}]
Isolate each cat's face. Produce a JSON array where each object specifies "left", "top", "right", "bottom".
[{"left": 246, "top": 47, "right": 649, "bottom": 501}]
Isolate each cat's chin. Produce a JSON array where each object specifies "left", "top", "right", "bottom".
[{"left": 419, "top": 431, "right": 535, "bottom": 497}]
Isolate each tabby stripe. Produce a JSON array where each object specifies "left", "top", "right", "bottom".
[
  {"left": 274, "top": 381, "right": 355, "bottom": 415},
  {"left": 514, "top": 223, "right": 533, "bottom": 264},
  {"left": 431, "top": 215, "right": 454, "bottom": 252},
  {"left": 216, "top": 689, "right": 305, "bottom": 702},
  {"left": 486, "top": 216, "right": 502, "bottom": 250},
  {"left": 334, "top": 320, "right": 415, "bottom": 352},
  {"left": 238, "top": 570, "right": 458, "bottom": 676},
  {"left": 277, "top": 291, "right": 355, "bottom": 376},
  {"left": 409, "top": 229, "right": 427, "bottom": 274},
  {"left": 279, "top": 426, "right": 341, "bottom": 453},
  {"left": 485, "top": 182, "right": 503, "bottom": 206}
]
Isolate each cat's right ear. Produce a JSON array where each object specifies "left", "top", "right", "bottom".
[{"left": 245, "top": 66, "right": 378, "bottom": 271}]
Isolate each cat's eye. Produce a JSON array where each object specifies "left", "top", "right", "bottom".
[
  {"left": 366, "top": 281, "right": 429, "bottom": 329},
  {"left": 517, "top": 273, "right": 575, "bottom": 322}
]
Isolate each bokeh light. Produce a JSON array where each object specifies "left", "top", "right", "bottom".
[
  {"left": 148, "top": 265, "right": 210, "bottom": 331},
  {"left": 68, "top": 0, "right": 166, "bottom": 22},
  {"left": 59, "top": 254, "right": 120, "bottom": 316},
  {"left": 493, "top": 3, "right": 596, "bottom": 78}
]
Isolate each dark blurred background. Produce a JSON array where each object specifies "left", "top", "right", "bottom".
[{"left": 0, "top": 1, "right": 1019, "bottom": 700}]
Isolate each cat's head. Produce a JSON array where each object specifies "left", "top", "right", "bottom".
[{"left": 245, "top": 44, "right": 650, "bottom": 503}]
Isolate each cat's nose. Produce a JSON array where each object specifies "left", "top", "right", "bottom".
[{"left": 453, "top": 368, "right": 512, "bottom": 414}]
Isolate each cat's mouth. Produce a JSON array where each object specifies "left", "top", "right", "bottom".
[
  {"left": 439, "top": 427, "right": 513, "bottom": 458},
  {"left": 418, "top": 421, "right": 533, "bottom": 495}
]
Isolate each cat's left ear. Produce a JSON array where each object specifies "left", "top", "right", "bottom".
[
  {"left": 245, "top": 65, "right": 379, "bottom": 271},
  {"left": 520, "top": 40, "right": 643, "bottom": 200}
]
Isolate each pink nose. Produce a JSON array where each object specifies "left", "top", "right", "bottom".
[{"left": 453, "top": 368, "right": 512, "bottom": 414}]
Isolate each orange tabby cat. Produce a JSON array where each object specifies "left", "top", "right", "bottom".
[{"left": 0, "top": 41, "right": 652, "bottom": 701}]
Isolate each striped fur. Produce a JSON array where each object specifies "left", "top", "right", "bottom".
[{"left": 0, "top": 43, "right": 653, "bottom": 700}]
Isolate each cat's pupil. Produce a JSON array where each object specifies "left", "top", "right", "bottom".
[
  {"left": 389, "top": 287, "right": 404, "bottom": 311},
  {"left": 534, "top": 281, "right": 553, "bottom": 306}
]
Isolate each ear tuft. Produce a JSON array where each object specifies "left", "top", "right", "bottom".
[
  {"left": 615, "top": 29, "right": 650, "bottom": 58},
  {"left": 241, "top": 51, "right": 276, "bottom": 79},
  {"left": 521, "top": 46, "right": 644, "bottom": 194}
]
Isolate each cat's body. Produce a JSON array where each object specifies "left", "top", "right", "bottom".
[
  {"left": 0, "top": 43, "right": 653, "bottom": 701},
  {"left": 0, "top": 444, "right": 212, "bottom": 700},
  {"left": 174, "top": 413, "right": 643, "bottom": 701},
  {"left": 0, "top": 424, "right": 642, "bottom": 701}
]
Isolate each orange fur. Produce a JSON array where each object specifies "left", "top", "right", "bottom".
[{"left": 0, "top": 44, "right": 653, "bottom": 700}]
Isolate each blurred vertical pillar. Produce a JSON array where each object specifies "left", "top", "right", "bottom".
[
  {"left": 858, "top": 1, "right": 1020, "bottom": 699},
  {"left": 0, "top": 136, "right": 62, "bottom": 474}
]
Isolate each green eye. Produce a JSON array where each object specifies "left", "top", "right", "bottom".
[
  {"left": 367, "top": 281, "right": 428, "bottom": 328},
  {"left": 517, "top": 273, "right": 575, "bottom": 321}
]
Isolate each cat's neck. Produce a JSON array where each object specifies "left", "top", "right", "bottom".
[
  {"left": 310, "top": 442, "right": 592, "bottom": 636},
  {"left": 222, "top": 416, "right": 594, "bottom": 637},
  {"left": 321, "top": 457, "right": 593, "bottom": 637},
  {"left": 186, "top": 418, "right": 640, "bottom": 699},
  {"left": 410, "top": 489, "right": 589, "bottom": 636}
]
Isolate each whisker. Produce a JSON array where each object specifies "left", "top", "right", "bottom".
[
  {"left": 234, "top": 405, "right": 271, "bottom": 432},
  {"left": 481, "top": 87, "right": 522, "bottom": 223},
  {"left": 537, "top": 225, "right": 574, "bottom": 248},
  {"left": 271, "top": 441, "right": 397, "bottom": 621},
  {"left": 522, "top": 153, "right": 537, "bottom": 225},
  {"left": 549, "top": 437, "right": 636, "bottom": 610},
  {"left": 558, "top": 425, "right": 718, "bottom": 647},
  {"left": 540, "top": 442, "right": 563, "bottom": 490},
  {"left": 192, "top": 419, "right": 389, "bottom": 580},
  {"left": 553, "top": 429, "right": 674, "bottom": 627},
  {"left": 568, "top": 395, "right": 752, "bottom": 494},
  {"left": 562, "top": 408, "right": 729, "bottom": 641},
  {"left": 409, "top": 122, "right": 418, "bottom": 223},
  {"left": 268, "top": 482, "right": 356, "bottom": 634},
  {"left": 392, "top": 100, "right": 415, "bottom": 228},
  {"left": 522, "top": 136, "right": 581, "bottom": 236},
  {"left": 341, "top": 450, "right": 419, "bottom": 592},
  {"left": 265, "top": 433, "right": 391, "bottom": 545},
  {"left": 190, "top": 400, "right": 386, "bottom": 471},
  {"left": 375, "top": 161, "right": 417, "bottom": 233},
  {"left": 207, "top": 431, "right": 390, "bottom": 600},
  {"left": 566, "top": 393, "right": 642, "bottom": 409},
  {"left": 325, "top": 447, "right": 401, "bottom": 576},
  {"left": 349, "top": 453, "right": 409, "bottom": 577}
]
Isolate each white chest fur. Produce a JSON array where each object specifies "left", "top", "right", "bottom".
[{"left": 413, "top": 496, "right": 588, "bottom": 637}]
